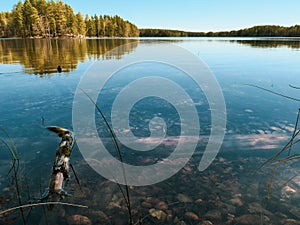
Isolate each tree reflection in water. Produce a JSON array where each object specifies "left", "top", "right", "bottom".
[{"left": 0, "top": 38, "right": 139, "bottom": 76}]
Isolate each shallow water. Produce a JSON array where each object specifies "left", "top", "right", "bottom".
[{"left": 1, "top": 38, "right": 300, "bottom": 224}]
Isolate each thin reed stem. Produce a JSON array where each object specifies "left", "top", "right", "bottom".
[
  {"left": 0, "top": 129, "right": 26, "bottom": 224},
  {"left": 288, "top": 108, "right": 300, "bottom": 155},
  {"left": 80, "top": 88, "right": 133, "bottom": 224},
  {"left": 245, "top": 84, "right": 300, "bottom": 102}
]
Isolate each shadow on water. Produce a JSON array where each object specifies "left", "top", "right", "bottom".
[{"left": 0, "top": 38, "right": 139, "bottom": 76}]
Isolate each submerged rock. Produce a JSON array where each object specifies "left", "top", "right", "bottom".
[
  {"left": 234, "top": 214, "right": 260, "bottom": 225},
  {"left": 281, "top": 185, "right": 297, "bottom": 200},
  {"left": 230, "top": 196, "right": 243, "bottom": 206},
  {"left": 149, "top": 208, "right": 167, "bottom": 221},
  {"left": 205, "top": 209, "right": 222, "bottom": 221},
  {"left": 141, "top": 201, "right": 152, "bottom": 208},
  {"left": 223, "top": 203, "right": 236, "bottom": 214},
  {"left": 87, "top": 210, "right": 110, "bottom": 224},
  {"left": 185, "top": 211, "right": 199, "bottom": 221},
  {"left": 107, "top": 201, "right": 121, "bottom": 210},
  {"left": 177, "top": 193, "right": 193, "bottom": 203},
  {"left": 289, "top": 206, "right": 300, "bottom": 219},
  {"left": 198, "top": 220, "right": 214, "bottom": 225},
  {"left": 144, "top": 196, "right": 157, "bottom": 204},
  {"left": 195, "top": 198, "right": 204, "bottom": 204},
  {"left": 156, "top": 201, "right": 168, "bottom": 210},
  {"left": 281, "top": 218, "right": 300, "bottom": 225},
  {"left": 248, "top": 202, "right": 273, "bottom": 216},
  {"left": 67, "top": 215, "right": 92, "bottom": 225}
]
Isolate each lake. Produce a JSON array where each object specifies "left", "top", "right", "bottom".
[{"left": 1, "top": 38, "right": 300, "bottom": 224}]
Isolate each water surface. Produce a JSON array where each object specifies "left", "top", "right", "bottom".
[{"left": 1, "top": 38, "right": 300, "bottom": 225}]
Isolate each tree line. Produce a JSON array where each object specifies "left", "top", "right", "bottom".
[
  {"left": 1, "top": 1, "right": 299, "bottom": 38},
  {"left": 0, "top": 0, "right": 139, "bottom": 38},
  {"left": 140, "top": 25, "right": 300, "bottom": 37}
]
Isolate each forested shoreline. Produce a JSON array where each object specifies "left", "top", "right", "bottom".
[
  {"left": 140, "top": 25, "right": 300, "bottom": 37},
  {"left": 0, "top": 0, "right": 300, "bottom": 38},
  {"left": 0, "top": 0, "right": 139, "bottom": 38}
]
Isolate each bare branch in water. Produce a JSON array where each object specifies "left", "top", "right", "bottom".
[
  {"left": 272, "top": 155, "right": 300, "bottom": 165},
  {"left": 245, "top": 84, "right": 300, "bottom": 102},
  {"left": 0, "top": 127, "right": 19, "bottom": 160},
  {"left": 289, "top": 84, "right": 300, "bottom": 90},
  {"left": 248, "top": 84, "right": 300, "bottom": 202},
  {"left": 0, "top": 202, "right": 88, "bottom": 215},
  {"left": 255, "top": 130, "right": 300, "bottom": 172},
  {"left": 288, "top": 109, "right": 300, "bottom": 155},
  {"left": 70, "top": 164, "right": 82, "bottom": 192}
]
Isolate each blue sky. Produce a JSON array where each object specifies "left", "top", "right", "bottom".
[{"left": 1, "top": 0, "right": 300, "bottom": 32}]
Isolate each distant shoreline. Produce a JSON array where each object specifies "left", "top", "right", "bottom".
[
  {"left": 4, "top": 24, "right": 299, "bottom": 38},
  {"left": 139, "top": 25, "right": 300, "bottom": 37},
  {"left": 1, "top": 36, "right": 300, "bottom": 40}
]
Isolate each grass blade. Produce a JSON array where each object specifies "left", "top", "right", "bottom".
[{"left": 80, "top": 88, "right": 133, "bottom": 224}]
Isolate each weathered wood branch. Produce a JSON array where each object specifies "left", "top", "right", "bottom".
[{"left": 41, "top": 126, "right": 74, "bottom": 201}]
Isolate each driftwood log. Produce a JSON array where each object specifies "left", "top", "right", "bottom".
[{"left": 41, "top": 126, "right": 74, "bottom": 201}]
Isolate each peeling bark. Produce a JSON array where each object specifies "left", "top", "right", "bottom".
[{"left": 41, "top": 126, "right": 74, "bottom": 201}]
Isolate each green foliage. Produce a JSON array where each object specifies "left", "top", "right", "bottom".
[
  {"left": 2, "top": 1, "right": 298, "bottom": 38},
  {"left": 65, "top": 5, "right": 77, "bottom": 35},
  {"left": 89, "top": 14, "right": 139, "bottom": 37},
  {"left": 139, "top": 28, "right": 191, "bottom": 37},
  {"left": 75, "top": 12, "right": 85, "bottom": 36},
  {"left": 23, "top": 0, "right": 40, "bottom": 36},
  {"left": 0, "top": 12, "right": 12, "bottom": 37},
  {"left": 0, "top": 0, "right": 139, "bottom": 38},
  {"left": 140, "top": 25, "right": 300, "bottom": 37},
  {"left": 11, "top": 2, "right": 24, "bottom": 37}
]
